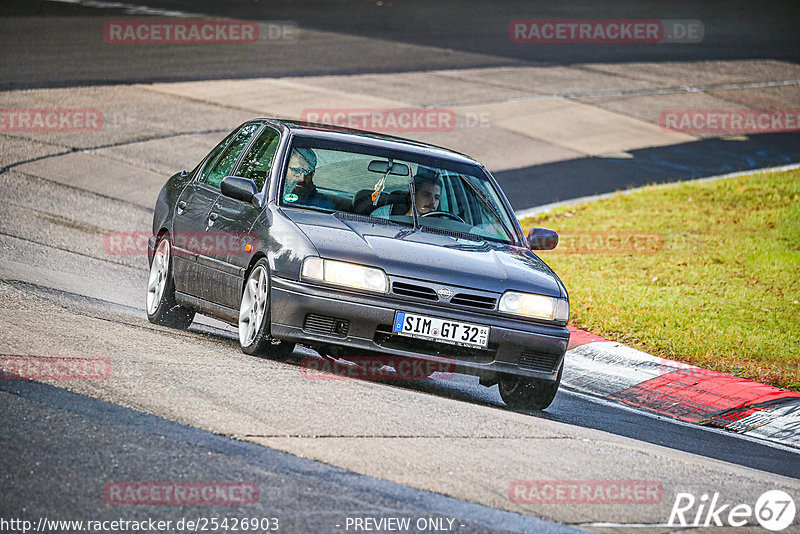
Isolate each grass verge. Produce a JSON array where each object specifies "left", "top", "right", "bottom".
[{"left": 521, "top": 167, "right": 800, "bottom": 391}]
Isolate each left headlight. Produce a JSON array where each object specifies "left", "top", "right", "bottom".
[
  {"left": 301, "top": 257, "right": 388, "bottom": 293},
  {"left": 499, "top": 291, "right": 569, "bottom": 322}
]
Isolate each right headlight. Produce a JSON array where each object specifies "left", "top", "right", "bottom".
[{"left": 499, "top": 291, "right": 569, "bottom": 322}]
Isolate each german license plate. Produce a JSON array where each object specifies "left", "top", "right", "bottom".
[{"left": 392, "top": 312, "right": 489, "bottom": 348}]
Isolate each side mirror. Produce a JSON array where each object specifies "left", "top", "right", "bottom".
[
  {"left": 221, "top": 176, "right": 258, "bottom": 204},
  {"left": 528, "top": 227, "right": 559, "bottom": 250}
]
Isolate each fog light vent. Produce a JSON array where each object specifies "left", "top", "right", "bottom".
[
  {"left": 303, "top": 314, "right": 349, "bottom": 336},
  {"left": 519, "top": 351, "right": 560, "bottom": 372}
]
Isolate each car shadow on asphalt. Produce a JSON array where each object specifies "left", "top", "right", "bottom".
[
  {"left": 275, "top": 350, "right": 799, "bottom": 478},
  {"left": 280, "top": 349, "right": 561, "bottom": 418}
]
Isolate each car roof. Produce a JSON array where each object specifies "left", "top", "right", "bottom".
[{"left": 258, "top": 118, "right": 480, "bottom": 166}]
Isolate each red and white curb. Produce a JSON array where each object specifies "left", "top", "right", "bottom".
[{"left": 562, "top": 326, "right": 800, "bottom": 449}]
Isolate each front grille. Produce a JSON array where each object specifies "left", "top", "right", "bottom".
[
  {"left": 373, "top": 324, "right": 496, "bottom": 363},
  {"left": 451, "top": 293, "right": 496, "bottom": 310},
  {"left": 303, "top": 314, "right": 350, "bottom": 336},
  {"left": 391, "top": 279, "right": 499, "bottom": 313},
  {"left": 518, "top": 351, "right": 560, "bottom": 372},
  {"left": 392, "top": 281, "right": 438, "bottom": 301}
]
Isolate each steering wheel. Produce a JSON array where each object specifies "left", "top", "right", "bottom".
[{"left": 420, "top": 210, "right": 465, "bottom": 223}]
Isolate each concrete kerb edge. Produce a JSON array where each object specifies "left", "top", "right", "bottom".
[
  {"left": 515, "top": 162, "right": 800, "bottom": 449},
  {"left": 562, "top": 326, "right": 800, "bottom": 450}
]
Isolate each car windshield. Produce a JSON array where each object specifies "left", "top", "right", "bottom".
[{"left": 280, "top": 137, "right": 518, "bottom": 244}]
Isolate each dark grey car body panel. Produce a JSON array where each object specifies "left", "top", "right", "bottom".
[
  {"left": 285, "top": 210, "right": 564, "bottom": 297},
  {"left": 149, "top": 119, "right": 570, "bottom": 382}
]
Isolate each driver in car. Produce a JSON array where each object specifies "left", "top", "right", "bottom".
[
  {"left": 405, "top": 171, "right": 442, "bottom": 216},
  {"left": 286, "top": 147, "right": 333, "bottom": 210}
]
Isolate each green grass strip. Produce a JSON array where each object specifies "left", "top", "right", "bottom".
[{"left": 521, "top": 167, "right": 800, "bottom": 391}]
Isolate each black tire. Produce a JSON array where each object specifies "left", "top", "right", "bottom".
[
  {"left": 238, "top": 259, "right": 295, "bottom": 360},
  {"left": 146, "top": 236, "right": 195, "bottom": 329},
  {"left": 498, "top": 361, "right": 563, "bottom": 412}
]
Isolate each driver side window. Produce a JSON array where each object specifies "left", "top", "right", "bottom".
[
  {"left": 200, "top": 123, "right": 261, "bottom": 190},
  {"left": 236, "top": 127, "right": 281, "bottom": 192},
  {"left": 195, "top": 130, "right": 237, "bottom": 183}
]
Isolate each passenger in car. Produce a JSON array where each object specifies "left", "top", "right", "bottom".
[
  {"left": 285, "top": 147, "right": 333, "bottom": 210},
  {"left": 368, "top": 169, "right": 443, "bottom": 218}
]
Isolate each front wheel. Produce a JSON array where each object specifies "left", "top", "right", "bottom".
[
  {"left": 238, "top": 260, "right": 295, "bottom": 360},
  {"left": 498, "top": 361, "right": 563, "bottom": 412},
  {"left": 146, "top": 236, "right": 195, "bottom": 329}
]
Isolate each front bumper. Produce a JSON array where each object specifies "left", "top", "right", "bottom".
[{"left": 270, "top": 277, "right": 569, "bottom": 381}]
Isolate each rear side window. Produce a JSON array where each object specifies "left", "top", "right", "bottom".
[
  {"left": 236, "top": 126, "right": 281, "bottom": 192},
  {"left": 200, "top": 123, "right": 261, "bottom": 190}
]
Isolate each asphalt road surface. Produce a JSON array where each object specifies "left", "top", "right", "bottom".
[
  {"left": 1, "top": 376, "right": 573, "bottom": 533},
  {"left": 1, "top": 0, "right": 799, "bottom": 89},
  {"left": 1, "top": 1, "right": 799, "bottom": 532}
]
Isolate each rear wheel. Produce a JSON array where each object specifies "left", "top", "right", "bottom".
[
  {"left": 146, "top": 237, "right": 195, "bottom": 329},
  {"left": 498, "top": 361, "right": 563, "bottom": 412},
  {"left": 238, "top": 259, "right": 295, "bottom": 360}
]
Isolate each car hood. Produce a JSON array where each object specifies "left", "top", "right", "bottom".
[{"left": 285, "top": 211, "right": 563, "bottom": 297}]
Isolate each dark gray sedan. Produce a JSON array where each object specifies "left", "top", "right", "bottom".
[{"left": 147, "top": 119, "right": 570, "bottom": 410}]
